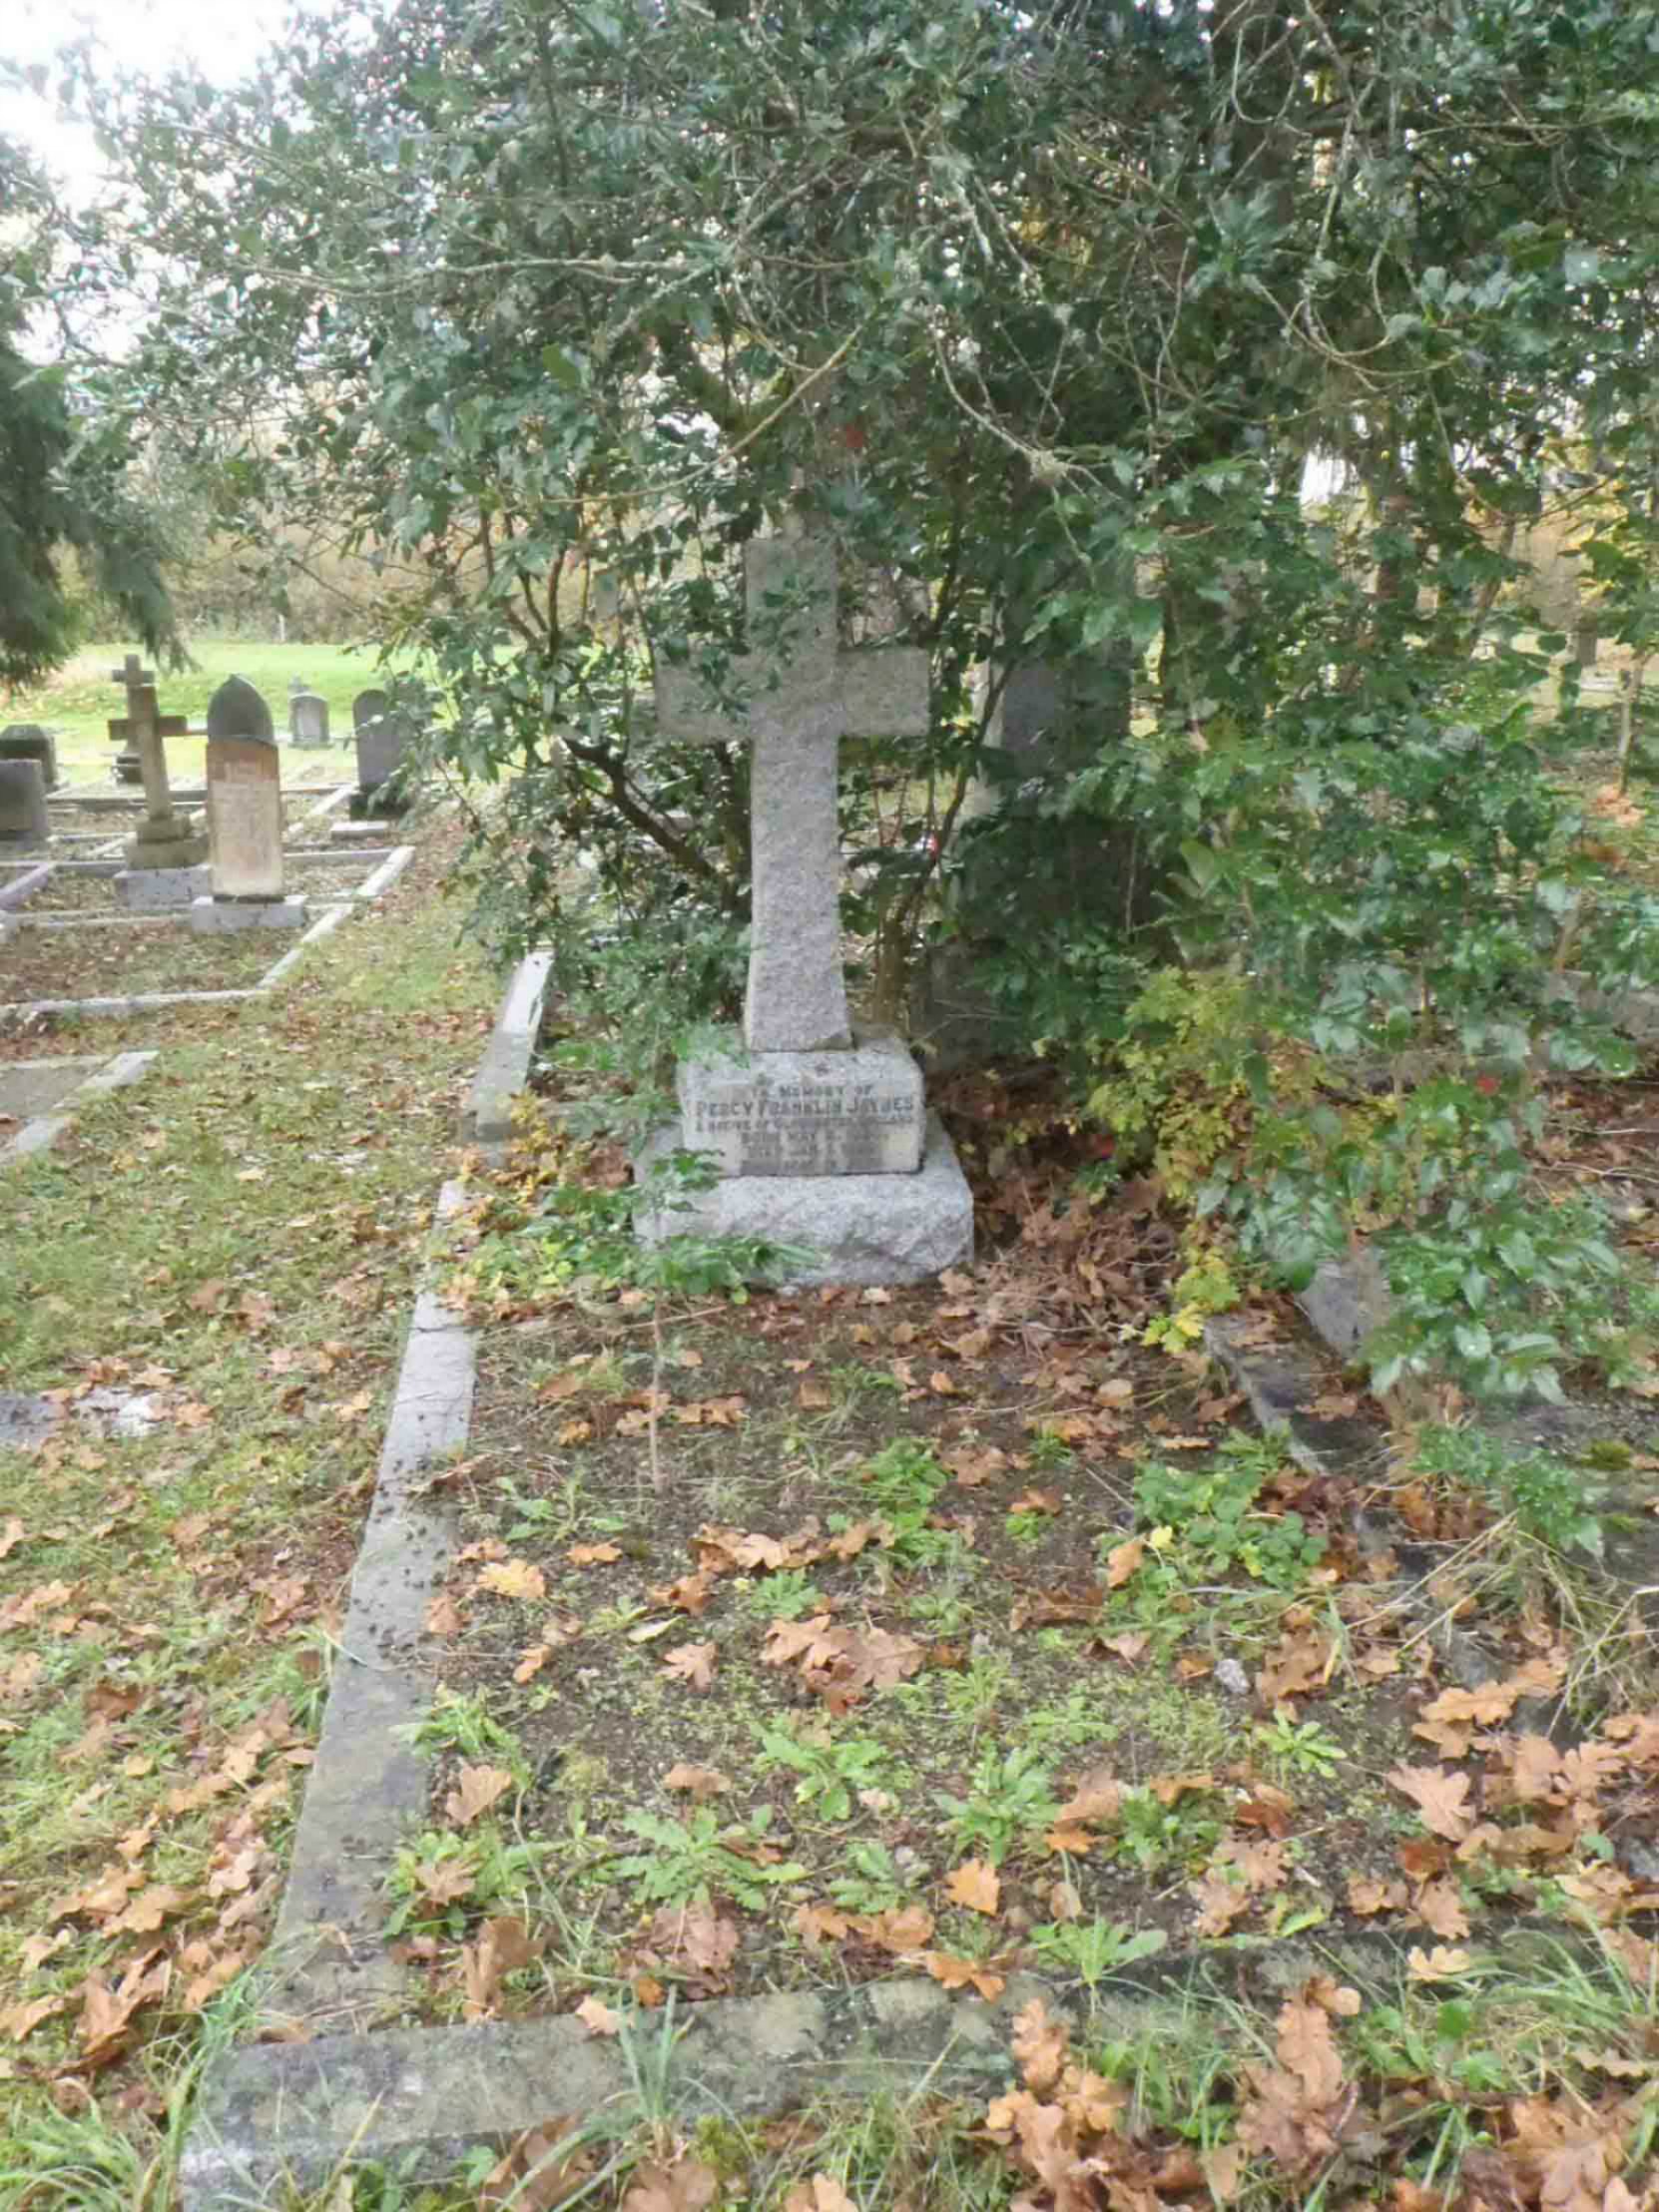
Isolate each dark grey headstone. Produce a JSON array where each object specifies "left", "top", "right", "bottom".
[
  {"left": 289, "top": 690, "right": 329, "bottom": 746},
  {"left": 206, "top": 676, "right": 276, "bottom": 745},
  {"left": 0, "top": 759, "right": 49, "bottom": 845},
  {"left": 0, "top": 725, "right": 58, "bottom": 790},
  {"left": 352, "top": 689, "right": 413, "bottom": 790}
]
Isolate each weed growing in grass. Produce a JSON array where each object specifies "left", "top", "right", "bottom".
[
  {"left": 1413, "top": 1421, "right": 1608, "bottom": 1557},
  {"left": 937, "top": 1745, "right": 1059, "bottom": 1864},
  {"left": 616, "top": 1808, "right": 809, "bottom": 1910},
  {"left": 1027, "top": 1426, "right": 1078, "bottom": 1472},
  {"left": 1027, "top": 1917, "right": 1170, "bottom": 1985},
  {"left": 942, "top": 1652, "right": 1011, "bottom": 1732},
  {"left": 1132, "top": 1427, "right": 1326, "bottom": 1588},
  {"left": 1023, "top": 1686, "right": 1116, "bottom": 1756},
  {"left": 741, "top": 1567, "right": 828, "bottom": 1621},
  {"left": 852, "top": 1436, "right": 958, "bottom": 1569},
  {"left": 1115, "top": 1786, "right": 1224, "bottom": 1873},
  {"left": 1254, "top": 1712, "right": 1346, "bottom": 1780},
  {"left": 1004, "top": 1506, "right": 1051, "bottom": 1545},
  {"left": 753, "top": 1720, "right": 896, "bottom": 1824},
  {"left": 828, "top": 1840, "right": 919, "bottom": 1916},
  {"left": 399, "top": 1686, "right": 526, "bottom": 1771},
  {"left": 498, "top": 1474, "right": 584, "bottom": 1544},
  {"left": 383, "top": 1826, "right": 552, "bottom": 1938}
]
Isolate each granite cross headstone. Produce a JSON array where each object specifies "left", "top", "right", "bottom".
[
  {"left": 109, "top": 654, "right": 206, "bottom": 866},
  {"left": 653, "top": 534, "right": 929, "bottom": 1053}
]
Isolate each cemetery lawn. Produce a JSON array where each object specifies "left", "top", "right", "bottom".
[
  {"left": 390, "top": 1127, "right": 1659, "bottom": 2123},
  {"left": 0, "top": 828, "right": 499, "bottom": 2203},
  {"left": 5, "top": 640, "right": 429, "bottom": 786}
]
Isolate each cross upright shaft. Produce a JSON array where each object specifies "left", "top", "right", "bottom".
[
  {"left": 109, "top": 659, "right": 175, "bottom": 825},
  {"left": 653, "top": 536, "right": 929, "bottom": 1054}
]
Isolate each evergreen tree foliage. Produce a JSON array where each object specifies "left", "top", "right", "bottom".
[{"left": 0, "top": 129, "right": 175, "bottom": 686}]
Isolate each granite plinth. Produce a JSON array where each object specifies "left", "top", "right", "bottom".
[
  {"left": 114, "top": 864, "right": 211, "bottom": 912},
  {"left": 189, "top": 895, "right": 307, "bottom": 934},
  {"left": 679, "top": 1030, "right": 924, "bottom": 1178},
  {"left": 636, "top": 1111, "right": 972, "bottom": 1287}
]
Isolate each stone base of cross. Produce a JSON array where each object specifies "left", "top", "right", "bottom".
[{"left": 653, "top": 534, "right": 929, "bottom": 1055}]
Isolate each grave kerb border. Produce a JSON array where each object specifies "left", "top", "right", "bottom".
[
  {"left": 459, "top": 944, "right": 555, "bottom": 1148},
  {"left": 0, "top": 1049, "right": 158, "bottom": 1167},
  {"left": 0, "top": 900, "right": 357, "bottom": 1021}
]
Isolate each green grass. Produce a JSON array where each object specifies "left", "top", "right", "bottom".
[
  {"left": 3, "top": 639, "right": 429, "bottom": 786},
  {"left": 0, "top": 833, "right": 500, "bottom": 2202}
]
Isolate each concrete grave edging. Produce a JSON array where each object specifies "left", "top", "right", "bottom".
[
  {"left": 349, "top": 843, "right": 415, "bottom": 902},
  {"left": 15, "top": 915, "right": 181, "bottom": 933},
  {"left": 0, "top": 1049, "right": 158, "bottom": 1167},
  {"left": 296, "top": 783, "right": 354, "bottom": 827},
  {"left": 0, "top": 987, "right": 266, "bottom": 1018},
  {"left": 459, "top": 944, "right": 555, "bottom": 1147},
  {"left": 0, "top": 862, "right": 53, "bottom": 910},
  {"left": 256, "top": 899, "right": 354, "bottom": 988},
  {"left": 0, "top": 900, "right": 357, "bottom": 1021},
  {"left": 256, "top": 1179, "right": 477, "bottom": 2031},
  {"left": 177, "top": 972, "right": 1632, "bottom": 2207}
]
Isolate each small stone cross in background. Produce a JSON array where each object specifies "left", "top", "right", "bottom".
[
  {"left": 654, "top": 534, "right": 929, "bottom": 1053},
  {"left": 108, "top": 653, "right": 203, "bottom": 867}
]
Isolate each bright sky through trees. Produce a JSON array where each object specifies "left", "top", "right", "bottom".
[{"left": 2, "top": 0, "right": 286, "bottom": 185}]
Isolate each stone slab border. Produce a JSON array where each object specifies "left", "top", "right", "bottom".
[
  {"left": 0, "top": 862, "right": 53, "bottom": 909},
  {"left": 177, "top": 972, "right": 1621, "bottom": 2206},
  {"left": 180, "top": 1912, "right": 1589, "bottom": 2210},
  {"left": 1, "top": 987, "right": 267, "bottom": 1018},
  {"left": 257, "top": 1178, "right": 475, "bottom": 2032},
  {"left": 459, "top": 945, "right": 555, "bottom": 1148},
  {"left": 350, "top": 844, "right": 415, "bottom": 902},
  {"left": 258, "top": 899, "right": 355, "bottom": 988},
  {"left": 15, "top": 915, "right": 180, "bottom": 933},
  {"left": 0, "top": 901, "right": 356, "bottom": 1020},
  {"left": 0, "top": 1048, "right": 157, "bottom": 1167},
  {"left": 296, "top": 783, "right": 353, "bottom": 827}
]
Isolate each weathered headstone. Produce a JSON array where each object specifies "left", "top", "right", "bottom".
[
  {"left": 348, "top": 687, "right": 416, "bottom": 817},
  {"left": 0, "top": 726, "right": 58, "bottom": 791},
  {"left": 634, "top": 533, "right": 971, "bottom": 1284},
  {"left": 0, "top": 760, "right": 49, "bottom": 847},
  {"left": 191, "top": 677, "right": 306, "bottom": 933},
  {"left": 289, "top": 688, "right": 329, "bottom": 747},
  {"left": 109, "top": 654, "right": 208, "bottom": 869}
]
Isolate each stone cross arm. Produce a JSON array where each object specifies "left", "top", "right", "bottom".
[
  {"left": 651, "top": 535, "right": 930, "bottom": 1055},
  {"left": 654, "top": 537, "right": 928, "bottom": 749},
  {"left": 111, "top": 654, "right": 156, "bottom": 690}
]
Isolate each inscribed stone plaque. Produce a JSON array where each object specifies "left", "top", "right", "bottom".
[
  {"left": 207, "top": 738, "right": 284, "bottom": 899},
  {"left": 677, "top": 1032, "right": 924, "bottom": 1179}
]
